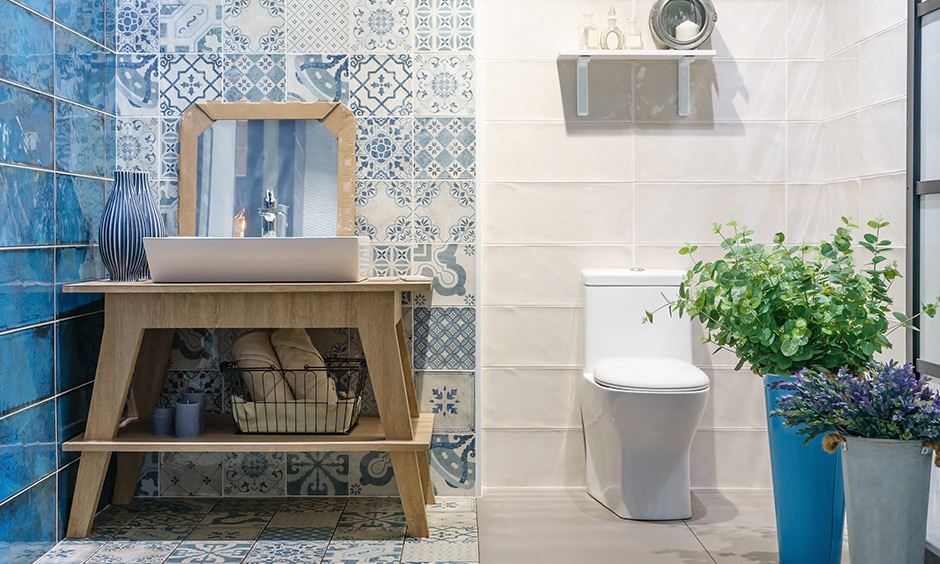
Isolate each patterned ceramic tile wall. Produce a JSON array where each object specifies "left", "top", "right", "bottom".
[
  {"left": 0, "top": 0, "right": 116, "bottom": 559},
  {"left": 112, "top": 0, "right": 477, "bottom": 500}
]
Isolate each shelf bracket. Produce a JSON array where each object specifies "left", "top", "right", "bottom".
[
  {"left": 677, "top": 55, "right": 694, "bottom": 118},
  {"left": 577, "top": 55, "right": 590, "bottom": 117}
]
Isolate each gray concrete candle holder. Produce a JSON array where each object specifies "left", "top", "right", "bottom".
[
  {"left": 175, "top": 400, "right": 201, "bottom": 439},
  {"left": 181, "top": 391, "right": 206, "bottom": 432},
  {"left": 152, "top": 406, "right": 175, "bottom": 436}
]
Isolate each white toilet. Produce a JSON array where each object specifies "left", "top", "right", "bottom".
[{"left": 580, "top": 268, "right": 710, "bottom": 520}]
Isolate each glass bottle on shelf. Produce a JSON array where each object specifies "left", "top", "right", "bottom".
[
  {"left": 623, "top": 17, "right": 644, "bottom": 49},
  {"left": 578, "top": 12, "right": 600, "bottom": 50},
  {"left": 600, "top": 6, "right": 626, "bottom": 50}
]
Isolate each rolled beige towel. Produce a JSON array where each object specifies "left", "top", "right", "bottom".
[
  {"left": 232, "top": 331, "right": 295, "bottom": 403},
  {"left": 271, "top": 328, "right": 338, "bottom": 403}
]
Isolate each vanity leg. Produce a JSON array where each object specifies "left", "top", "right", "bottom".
[
  {"left": 390, "top": 451, "right": 430, "bottom": 537},
  {"left": 418, "top": 451, "right": 435, "bottom": 506},
  {"left": 113, "top": 329, "right": 176, "bottom": 505},
  {"left": 396, "top": 319, "right": 419, "bottom": 418},
  {"left": 397, "top": 311, "right": 435, "bottom": 505},
  {"left": 358, "top": 294, "right": 429, "bottom": 536},
  {"left": 67, "top": 301, "right": 145, "bottom": 537}
]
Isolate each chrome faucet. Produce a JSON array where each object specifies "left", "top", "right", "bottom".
[{"left": 258, "top": 190, "right": 287, "bottom": 237}]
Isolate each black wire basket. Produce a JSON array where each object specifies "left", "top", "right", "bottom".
[{"left": 220, "top": 358, "right": 367, "bottom": 435}]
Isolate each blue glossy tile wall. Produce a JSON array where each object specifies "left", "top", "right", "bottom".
[
  {"left": 0, "top": 476, "right": 56, "bottom": 563},
  {"left": 0, "top": 0, "right": 114, "bottom": 553},
  {"left": 118, "top": 0, "right": 478, "bottom": 500},
  {"left": 0, "top": 326, "right": 54, "bottom": 417}
]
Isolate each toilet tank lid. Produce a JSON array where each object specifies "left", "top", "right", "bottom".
[
  {"left": 582, "top": 268, "right": 686, "bottom": 287},
  {"left": 593, "top": 357, "right": 710, "bottom": 392}
]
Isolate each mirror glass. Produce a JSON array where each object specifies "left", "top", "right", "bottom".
[{"left": 195, "top": 119, "right": 339, "bottom": 238}]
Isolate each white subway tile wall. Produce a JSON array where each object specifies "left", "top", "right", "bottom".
[{"left": 479, "top": 0, "right": 909, "bottom": 489}]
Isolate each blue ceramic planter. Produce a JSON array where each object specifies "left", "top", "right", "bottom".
[{"left": 764, "top": 374, "right": 845, "bottom": 564}]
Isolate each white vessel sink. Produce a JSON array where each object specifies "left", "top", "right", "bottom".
[{"left": 143, "top": 237, "right": 371, "bottom": 283}]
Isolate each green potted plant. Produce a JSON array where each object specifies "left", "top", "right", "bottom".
[
  {"left": 646, "top": 217, "right": 939, "bottom": 564},
  {"left": 771, "top": 362, "right": 940, "bottom": 564}
]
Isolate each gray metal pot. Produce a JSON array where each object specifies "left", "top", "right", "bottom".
[{"left": 842, "top": 437, "right": 933, "bottom": 564}]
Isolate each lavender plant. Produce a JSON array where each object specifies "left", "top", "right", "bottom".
[{"left": 770, "top": 362, "right": 940, "bottom": 445}]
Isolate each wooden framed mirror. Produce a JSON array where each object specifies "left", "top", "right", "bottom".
[{"left": 177, "top": 101, "right": 356, "bottom": 237}]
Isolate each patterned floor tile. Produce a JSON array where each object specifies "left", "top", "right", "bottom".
[
  {"left": 349, "top": 54, "right": 413, "bottom": 116},
  {"left": 370, "top": 244, "right": 411, "bottom": 277},
  {"left": 413, "top": 180, "right": 474, "bottom": 243},
  {"left": 160, "top": 0, "right": 223, "bottom": 52},
  {"left": 357, "top": 117, "right": 414, "bottom": 180},
  {"left": 355, "top": 181, "right": 412, "bottom": 242},
  {"left": 415, "top": 55, "right": 474, "bottom": 116},
  {"left": 112, "top": 526, "right": 193, "bottom": 541},
  {"left": 413, "top": 307, "right": 475, "bottom": 370},
  {"left": 116, "top": 54, "right": 160, "bottom": 115},
  {"left": 115, "top": 117, "right": 159, "bottom": 180},
  {"left": 413, "top": 244, "right": 475, "bottom": 306},
  {"left": 402, "top": 526, "right": 477, "bottom": 561},
  {"left": 223, "top": 0, "right": 284, "bottom": 53},
  {"left": 186, "top": 525, "right": 263, "bottom": 541},
  {"left": 34, "top": 540, "right": 103, "bottom": 562},
  {"left": 86, "top": 540, "right": 179, "bottom": 563},
  {"left": 159, "top": 54, "right": 223, "bottom": 115},
  {"left": 257, "top": 525, "right": 335, "bottom": 540},
  {"left": 285, "top": 0, "right": 348, "bottom": 52},
  {"left": 414, "top": 118, "right": 475, "bottom": 179},
  {"left": 224, "top": 53, "right": 285, "bottom": 102},
  {"left": 427, "top": 497, "right": 474, "bottom": 513},
  {"left": 414, "top": 0, "right": 473, "bottom": 52},
  {"left": 321, "top": 540, "right": 403, "bottom": 562},
  {"left": 426, "top": 511, "right": 476, "bottom": 529},
  {"left": 352, "top": 0, "right": 410, "bottom": 52},
  {"left": 416, "top": 372, "right": 474, "bottom": 432},
  {"left": 165, "top": 541, "right": 253, "bottom": 563},
  {"left": 245, "top": 540, "right": 329, "bottom": 563},
  {"left": 348, "top": 452, "right": 399, "bottom": 496},
  {"left": 285, "top": 54, "right": 348, "bottom": 104},
  {"left": 92, "top": 503, "right": 149, "bottom": 529},
  {"left": 334, "top": 498, "right": 407, "bottom": 540},
  {"left": 429, "top": 434, "right": 476, "bottom": 495},
  {"left": 117, "top": 0, "right": 160, "bottom": 52}
]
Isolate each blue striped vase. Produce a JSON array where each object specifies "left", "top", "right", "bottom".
[
  {"left": 133, "top": 172, "right": 166, "bottom": 279},
  {"left": 98, "top": 171, "right": 147, "bottom": 282}
]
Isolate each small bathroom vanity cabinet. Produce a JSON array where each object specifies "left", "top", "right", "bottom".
[{"left": 61, "top": 278, "right": 436, "bottom": 538}]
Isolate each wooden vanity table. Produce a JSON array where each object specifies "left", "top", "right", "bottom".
[{"left": 62, "top": 278, "right": 436, "bottom": 538}]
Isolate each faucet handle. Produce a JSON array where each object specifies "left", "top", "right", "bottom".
[{"left": 263, "top": 189, "right": 277, "bottom": 209}]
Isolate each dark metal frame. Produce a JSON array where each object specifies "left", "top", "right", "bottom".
[{"left": 910, "top": 0, "right": 940, "bottom": 378}]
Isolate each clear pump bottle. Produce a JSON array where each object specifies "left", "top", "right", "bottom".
[
  {"left": 600, "top": 6, "right": 625, "bottom": 50},
  {"left": 578, "top": 13, "right": 600, "bottom": 50}
]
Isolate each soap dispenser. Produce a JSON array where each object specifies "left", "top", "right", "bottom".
[
  {"left": 600, "top": 6, "right": 625, "bottom": 50},
  {"left": 578, "top": 12, "right": 600, "bottom": 50}
]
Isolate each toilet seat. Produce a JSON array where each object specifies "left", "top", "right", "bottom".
[{"left": 593, "top": 357, "right": 710, "bottom": 392}]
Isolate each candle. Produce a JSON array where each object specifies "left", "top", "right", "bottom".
[{"left": 675, "top": 19, "right": 700, "bottom": 41}]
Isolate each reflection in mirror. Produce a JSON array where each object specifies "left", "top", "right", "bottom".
[{"left": 196, "top": 119, "right": 339, "bottom": 238}]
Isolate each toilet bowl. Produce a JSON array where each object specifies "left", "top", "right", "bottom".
[{"left": 580, "top": 268, "right": 710, "bottom": 520}]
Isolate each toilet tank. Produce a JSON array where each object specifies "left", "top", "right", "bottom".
[{"left": 582, "top": 268, "right": 693, "bottom": 374}]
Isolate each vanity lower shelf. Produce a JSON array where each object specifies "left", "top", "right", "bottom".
[{"left": 63, "top": 413, "right": 434, "bottom": 453}]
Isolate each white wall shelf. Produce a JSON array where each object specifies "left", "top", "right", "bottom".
[{"left": 557, "top": 49, "right": 717, "bottom": 118}]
